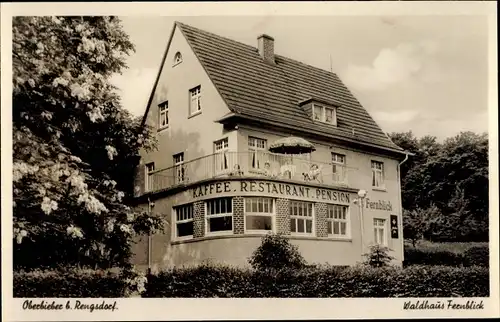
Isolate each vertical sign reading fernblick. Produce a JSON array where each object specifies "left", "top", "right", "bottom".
[{"left": 390, "top": 215, "right": 398, "bottom": 239}]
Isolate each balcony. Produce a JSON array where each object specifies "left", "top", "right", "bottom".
[{"left": 145, "top": 151, "right": 351, "bottom": 193}]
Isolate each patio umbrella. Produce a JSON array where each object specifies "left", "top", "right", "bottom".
[{"left": 268, "top": 136, "right": 316, "bottom": 154}]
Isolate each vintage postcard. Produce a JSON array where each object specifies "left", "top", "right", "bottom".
[{"left": 1, "top": 1, "right": 498, "bottom": 321}]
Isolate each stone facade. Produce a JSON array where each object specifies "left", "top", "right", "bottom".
[
  {"left": 233, "top": 196, "right": 245, "bottom": 234},
  {"left": 315, "top": 202, "right": 328, "bottom": 237},
  {"left": 276, "top": 198, "right": 290, "bottom": 235},
  {"left": 193, "top": 201, "right": 205, "bottom": 238}
]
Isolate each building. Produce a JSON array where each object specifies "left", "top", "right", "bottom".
[{"left": 131, "top": 21, "right": 408, "bottom": 271}]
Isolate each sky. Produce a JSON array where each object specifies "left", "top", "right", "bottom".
[{"left": 111, "top": 15, "right": 489, "bottom": 141}]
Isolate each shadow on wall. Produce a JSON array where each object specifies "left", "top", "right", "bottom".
[{"left": 158, "top": 243, "right": 204, "bottom": 270}]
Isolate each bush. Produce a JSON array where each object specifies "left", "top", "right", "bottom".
[
  {"left": 143, "top": 264, "right": 489, "bottom": 298},
  {"left": 404, "top": 248, "right": 465, "bottom": 267},
  {"left": 248, "top": 234, "right": 306, "bottom": 271},
  {"left": 13, "top": 267, "right": 136, "bottom": 297},
  {"left": 404, "top": 243, "right": 489, "bottom": 267},
  {"left": 363, "top": 244, "right": 395, "bottom": 267},
  {"left": 464, "top": 246, "right": 489, "bottom": 267}
]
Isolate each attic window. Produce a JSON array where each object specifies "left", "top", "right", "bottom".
[
  {"left": 173, "top": 52, "right": 182, "bottom": 66},
  {"left": 313, "top": 104, "right": 337, "bottom": 126}
]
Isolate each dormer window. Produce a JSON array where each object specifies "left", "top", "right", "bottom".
[
  {"left": 173, "top": 52, "right": 183, "bottom": 66},
  {"left": 313, "top": 104, "right": 336, "bottom": 125}
]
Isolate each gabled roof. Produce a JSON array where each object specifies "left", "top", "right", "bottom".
[{"left": 143, "top": 21, "right": 404, "bottom": 154}]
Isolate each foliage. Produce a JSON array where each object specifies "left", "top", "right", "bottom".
[
  {"left": 12, "top": 16, "right": 163, "bottom": 270},
  {"left": 143, "top": 264, "right": 489, "bottom": 298},
  {"left": 362, "top": 244, "right": 395, "bottom": 267},
  {"left": 248, "top": 233, "right": 307, "bottom": 271},
  {"left": 14, "top": 267, "right": 124, "bottom": 297},
  {"left": 404, "top": 243, "right": 488, "bottom": 267},
  {"left": 464, "top": 246, "right": 489, "bottom": 267},
  {"left": 389, "top": 131, "right": 488, "bottom": 242}
]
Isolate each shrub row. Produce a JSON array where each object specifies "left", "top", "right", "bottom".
[
  {"left": 143, "top": 264, "right": 489, "bottom": 298},
  {"left": 14, "top": 264, "right": 489, "bottom": 298},
  {"left": 13, "top": 267, "right": 130, "bottom": 298},
  {"left": 404, "top": 245, "right": 489, "bottom": 267}
]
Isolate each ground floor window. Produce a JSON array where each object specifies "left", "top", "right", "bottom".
[
  {"left": 289, "top": 201, "right": 314, "bottom": 235},
  {"left": 373, "top": 218, "right": 387, "bottom": 245},
  {"left": 327, "top": 204, "right": 349, "bottom": 238},
  {"left": 206, "top": 197, "right": 233, "bottom": 234},
  {"left": 245, "top": 197, "right": 274, "bottom": 232},
  {"left": 173, "top": 203, "right": 194, "bottom": 239}
]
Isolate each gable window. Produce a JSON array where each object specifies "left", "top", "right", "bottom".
[
  {"left": 145, "top": 162, "right": 155, "bottom": 192},
  {"left": 189, "top": 85, "right": 202, "bottom": 116},
  {"left": 332, "top": 153, "right": 346, "bottom": 183},
  {"left": 173, "top": 203, "right": 193, "bottom": 239},
  {"left": 158, "top": 102, "right": 168, "bottom": 130},
  {"left": 245, "top": 197, "right": 274, "bottom": 232},
  {"left": 290, "top": 201, "right": 314, "bottom": 235},
  {"left": 313, "top": 104, "right": 336, "bottom": 125},
  {"left": 206, "top": 197, "right": 233, "bottom": 234},
  {"left": 173, "top": 52, "right": 183, "bottom": 66},
  {"left": 214, "top": 138, "right": 229, "bottom": 174},
  {"left": 327, "top": 204, "right": 349, "bottom": 238},
  {"left": 373, "top": 218, "right": 387, "bottom": 245},
  {"left": 248, "top": 136, "right": 267, "bottom": 169},
  {"left": 371, "top": 160, "right": 385, "bottom": 188},
  {"left": 173, "top": 152, "right": 185, "bottom": 184}
]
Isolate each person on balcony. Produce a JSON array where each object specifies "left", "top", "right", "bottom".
[
  {"left": 280, "top": 159, "right": 296, "bottom": 179},
  {"left": 229, "top": 164, "right": 244, "bottom": 176},
  {"left": 302, "top": 163, "right": 323, "bottom": 183}
]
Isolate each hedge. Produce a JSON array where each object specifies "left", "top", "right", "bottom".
[
  {"left": 143, "top": 264, "right": 489, "bottom": 298},
  {"left": 404, "top": 244, "right": 489, "bottom": 267},
  {"left": 13, "top": 267, "right": 129, "bottom": 298}
]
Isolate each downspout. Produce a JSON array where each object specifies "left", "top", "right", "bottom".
[
  {"left": 147, "top": 196, "right": 153, "bottom": 274},
  {"left": 397, "top": 153, "right": 409, "bottom": 264}
]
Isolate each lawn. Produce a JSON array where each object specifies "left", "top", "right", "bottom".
[{"left": 404, "top": 240, "right": 488, "bottom": 254}]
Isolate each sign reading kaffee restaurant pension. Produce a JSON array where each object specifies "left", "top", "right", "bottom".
[{"left": 191, "top": 180, "right": 352, "bottom": 204}]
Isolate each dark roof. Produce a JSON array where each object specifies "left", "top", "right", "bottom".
[{"left": 153, "top": 21, "right": 403, "bottom": 153}]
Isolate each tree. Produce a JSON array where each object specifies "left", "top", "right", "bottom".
[
  {"left": 12, "top": 16, "right": 163, "bottom": 270},
  {"left": 362, "top": 244, "right": 395, "bottom": 267},
  {"left": 248, "top": 234, "right": 307, "bottom": 271},
  {"left": 390, "top": 130, "right": 488, "bottom": 243}
]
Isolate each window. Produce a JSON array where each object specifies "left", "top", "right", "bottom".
[
  {"left": 189, "top": 85, "right": 202, "bottom": 116},
  {"left": 173, "top": 153, "right": 185, "bottom": 183},
  {"left": 206, "top": 197, "right": 233, "bottom": 234},
  {"left": 245, "top": 197, "right": 274, "bottom": 232},
  {"left": 214, "top": 138, "right": 229, "bottom": 173},
  {"left": 248, "top": 136, "right": 267, "bottom": 169},
  {"left": 289, "top": 201, "right": 314, "bottom": 235},
  {"left": 326, "top": 205, "right": 349, "bottom": 237},
  {"left": 312, "top": 104, "right": 336, "bottom": 125},
  {"left": 332, "top": 153, "right": 346, "bottom": 182},
  {"left": 174, "top": 204, "right": 193, "bottom": 239},
  {"left": 373, "top": 218, "right": 387, "bottom": 245},
  {"left": 173, "top": 52, "right": 182, "bottom": 65},
  {"left": 371, "top": 161, "right": 385, "bottom": 188},
  {"left": 158, "top": 102, "right": 168, "bottom": 129},
  {"left": 145, "top": 162, "right": 155, "bottom": 191}
]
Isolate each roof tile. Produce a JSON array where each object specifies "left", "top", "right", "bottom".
[{"left": 176, "top": 22, "right": 403, "bottom": 152}]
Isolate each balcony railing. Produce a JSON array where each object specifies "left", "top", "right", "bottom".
[{"left": 145, "top": 151, "right": 352, "bottom": 193}]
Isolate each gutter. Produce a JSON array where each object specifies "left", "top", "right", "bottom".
[{"left": 397, "top": 153, "right": 409, "bottom": 263}]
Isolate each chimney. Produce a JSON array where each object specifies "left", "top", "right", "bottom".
[{"left": 258, "top": 34, "right": 275, "bottom": 63}]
